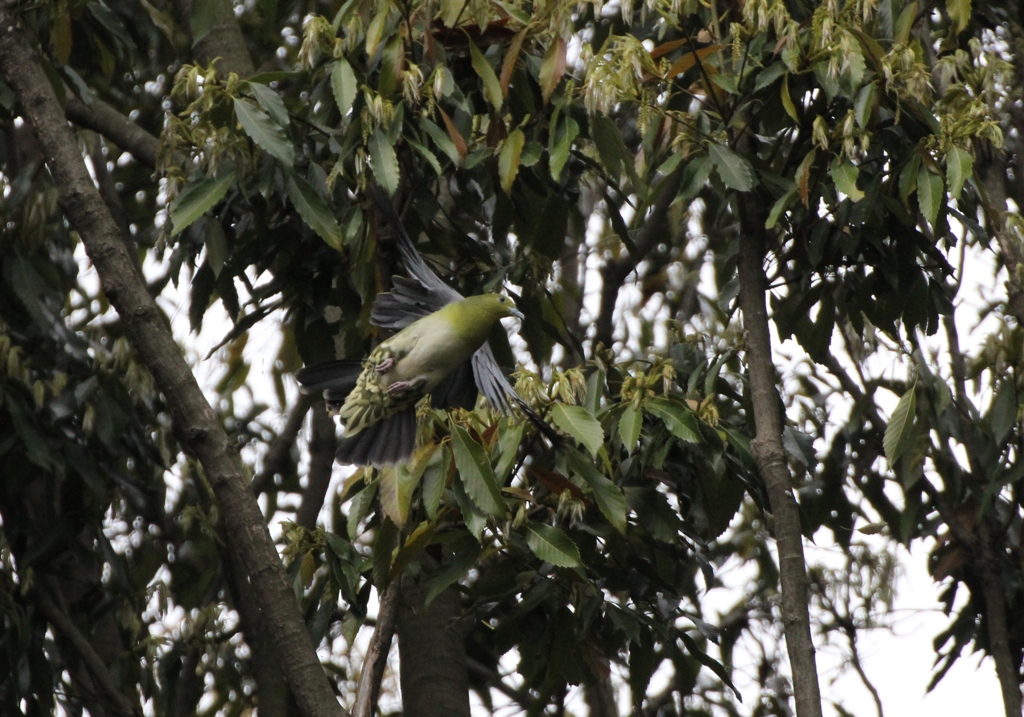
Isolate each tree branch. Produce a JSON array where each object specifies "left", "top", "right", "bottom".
[
  {"left": 351, "top": 580, "right": 401, "bottom": 717},
  {"left": 593, "top": 169, "right": 683, "bottom": 350},
  {"left": 0, "top": 14, "right": 345, "bottom": 717},
  {"left": 735, "top": 146, "right": 823, "bottom": 716},
  {"left": 296, "top": 402, "right": 337, "bottom": 530},
  {"left": 251, "top": 394, "right": 315, "bottom": 496},
  {"left": 35, "top": 588, "right": 140, "bottom": 717},
  {"left": 65, "top": 95, "right": 160, "bottom": 169}
]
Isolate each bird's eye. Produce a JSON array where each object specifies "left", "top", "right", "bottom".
[{"left": 499, "top": 296, "right": 506, "bottom": 303}]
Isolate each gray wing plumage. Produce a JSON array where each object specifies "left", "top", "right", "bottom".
[
  {"left": 370, "top": 188, "right": 462, "bottom": 306},
  {"left": 370, "top": 275, "right": 441, "bottom": 330},
  {"left": 430, "top": 360, "right": 478, "bottom": 410},
  {"left": 335, "top": 408, "right": 417, "bottom": 466}
]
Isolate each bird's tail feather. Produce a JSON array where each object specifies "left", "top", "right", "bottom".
[{"left": 295, "top": 360, "right": 363, "bottom": 406}]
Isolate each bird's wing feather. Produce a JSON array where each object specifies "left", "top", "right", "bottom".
[
  {"left": 471, "top": 344, "right": 562, "bottom": 443},
  {"left": 335, "top": 408, "right": 417, "bottom": 466},
  {"left": 430, "top": 360, "right": 478, "bottom": 410},
  {"left": 371, "top": 275, "right": 440, "bottom": 329},
  {"left": 471, "top": 343, "right": 516, "bottom": 414},
  {"left": 370, "top": 187, "right": 464, "bottom": 306}
]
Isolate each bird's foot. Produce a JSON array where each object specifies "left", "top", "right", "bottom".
[
  {"left": 386, "top": 380, "right": 410, "bottom": 396},
  {"left": 374, "top": 357, "right": 394, "bottom": 374}
]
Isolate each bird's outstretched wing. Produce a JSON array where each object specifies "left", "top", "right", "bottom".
[
  {"left": 371, "top": 276, "right": 440, "bottom": 330},
  {"left": 370, "top": 187, "right": 462, "bottom": 306}
]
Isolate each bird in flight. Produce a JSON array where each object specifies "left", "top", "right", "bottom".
[{"left": 296, "top": 189, "right": 544, "bottom": 466}]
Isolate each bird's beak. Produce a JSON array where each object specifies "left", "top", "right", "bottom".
[{"left": 510, "top": 307, "right": 525, "bottom": 320}]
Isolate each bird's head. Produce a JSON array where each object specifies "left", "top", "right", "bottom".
[{"left": 485, "top": 293, "right": 524, "bottom": 320}]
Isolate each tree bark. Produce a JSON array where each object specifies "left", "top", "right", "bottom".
[
  {"left": 352, "top": 580, "right": 401, "bottom": 717},
  {"left": 296, "top": 402, "right": 337, "bottom": 531},
  {"left": 65, "top": 95, "right": 160, "bottom": 169},
  {"left": 979, "top": 530, "right": 1024, "bottom": 717},
  {"left": 397, "top": 578, "right": 471, "bottom": 717},
  {"left": 735, "top": 178, "right": 823, "bottom": 715},
  {"left": 0, "top": 13, "right": 345, "bottom": 717},
  {"left": 172, "top": 0, "right": 255, "bottom": 77}
]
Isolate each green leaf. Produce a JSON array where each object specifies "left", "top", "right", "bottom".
[
  {"left": 988, "top": 379, "right": 1016, "bottom": 445},
  {"left": 331, "top": 57, "right": 358, "bottom": 117},
  {"left": 946, "top": 0, "right": 970, "bottom": 34},
  {"left": 424, "top": 540, "right": 482, "bottom": 606},
  {"left": 204, "top": 219, "right": 228, "bottom": 277},
  {"left": 421, "top": 118, "right": 461, "bottom": 165},
  {"left": 646, "top": 397, "right": 701, "bottom": 443},
  {"left": 831, "top": 158, "right": 864, "bottom": 201},
  {"left": 618, "top": 404, "right": 642, "bottom": 453},
  {"left": 421, "top": 444, "right": 446, "bottom": 520},
  {"left": 451, "top": 425, "right": 507, "bottom": 517},
  {"left": 946, "top": 146, "right": 972, "bottom": 198},
  {"left": 708, "top": 142, "right": 754, "bottom": 192},
  {"left": 247, "top": 82, "right": 289, "bottom": 127},
  {"left": 592, "top": 114, "right": 625, "bottom": 180},
  {"left": 917, "top": 164, "right": 943, "bottom": 226},
  {"left": 754, "top": 61, "right": 787, "bottom": 91},
  {"left": 407, "top": 135, "right": 442, "bottom": 175},
  {"left": 287, "top": 173, "right": 343, "bottom": 250},
  {"left": 781, "top": 73, "right": 798, "bottom": 122},
  {"left": 524, "top": 522, "right": 581, "bottom": 567},
  {"left": 452, "top": 471, "right": 488, "bottom": 540},
  {"left": 346, "top": 480, "right": 378, "bottom": 540},
  {"left": 550, "top": 404, "right": 604, "bottom": 458},
  {"left": 899, "top": 154, "right": 920, "bottom": 208},
  {"left": 369, "top": 129, "right": 401, "bottom": 196},
  {"left": 766, "top": 185, "right": 797, "bottom": 229},
  {"left": 855, "top": 82, "right": 877, "bottom": 129},
  {"left": 170, "top": 172, "right": 235, "bottom": 236},
  {"left": 439, "top": 0, "right": 465, "bottom": 27},
  {"left": 372, "top": 518, "right": 399, "bottom": 588},
  {"left": 365, "top": 2, "right": 389, "bottom": 56},
  {"left": 681, "top": 155, "right": 713, "bottom": 200},
  {"left": 499, "top": 128, "right": 525, "bottom": 194},
  {"left": 884, "top": 383, "right": 916, "bottom": 467},
  {"left": 493, "top": 420, "right": 524, "bottom": 483},
  {"left": 549, "top": 115, "right": 578, "bottom": 182},
  {"left": 233, "top": 98, "right": 294, "bottom": 166},
  {"left": 567, "top": 449, "right": 627, "bottom": 534},
  {"left": 895, "top": 2, "right": 918, "bottom": 44},
  {"left": 379, "top": 446, "right": 433, "bottom": 527},
  {"left": 190, "top": 0, "right": 219, "bottom": 43},
  {"left": 468, "top": 39, "right": 503, "bottom": 110}
]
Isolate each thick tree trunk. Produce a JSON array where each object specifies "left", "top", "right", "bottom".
[
  {"left": 397, "top": 576, "right": 471, "bottom": 717},
  {"left": 0, "top": 14, "right": 345, "bottom": 717}
]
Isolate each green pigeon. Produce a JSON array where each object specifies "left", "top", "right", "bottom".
[{"left": 296, "top": 191, "right": 542, "bottom": 466}]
